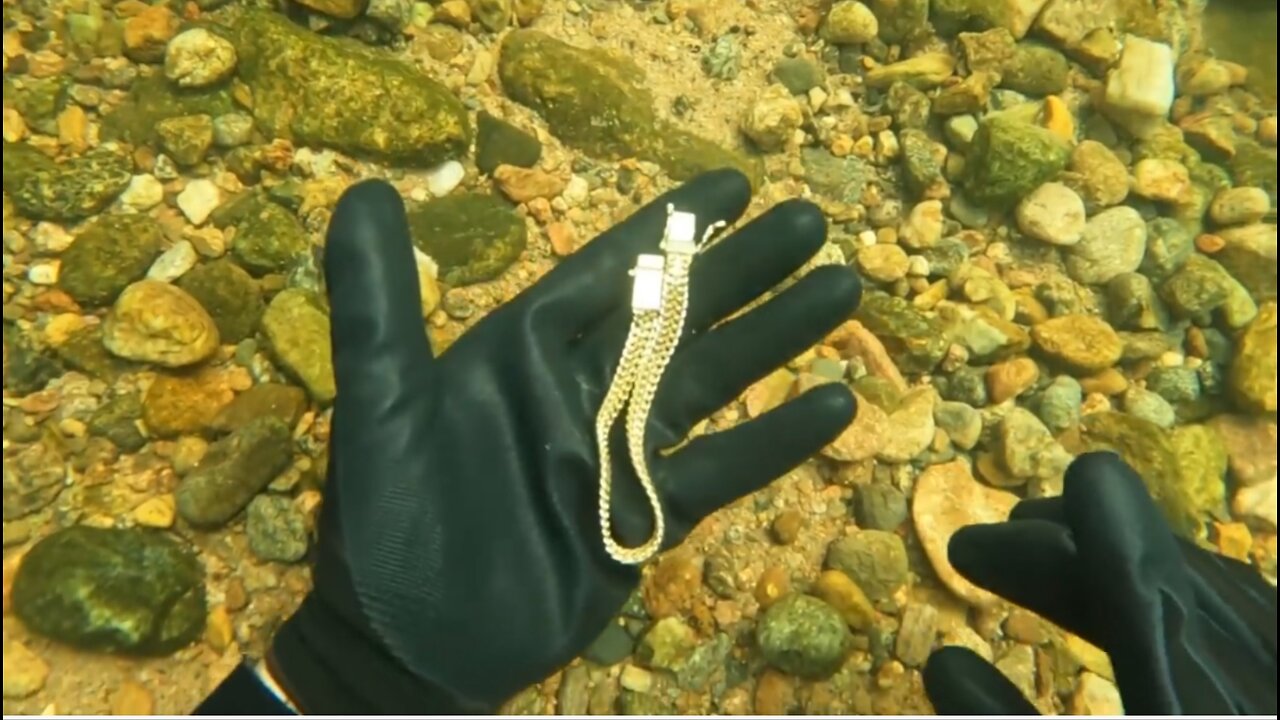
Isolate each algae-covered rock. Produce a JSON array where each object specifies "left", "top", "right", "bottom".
[
  {"left": 475, "top": 110, "right": 541, "bottom": 175},
  {"left": 1229, "top": 139, "right": 1277, "bottom": 205},
  {"left": 2, "top": 142, "right": 132, "bottom": 222},
  {"left": 497, "top": 30, "right": 761, "bottom": 187},
  {"left": 756, "top": 594, "right": 852, "bottom": 679},
  {"left": 964, "top": 114, "right": 1070, "bottom": 207},
  {"left": 1074, "top": 412, "right": 1199, "bottom": 538},
  {"left": 1031, "top": 314, "right": 1122, "bottom": 373},
  {"left": 177, "top": 260, "right": 265, "bottom": 344},
  {"left": 406, "top": 193, "right": 526, "bottom": 285},
  {"left": 261, "top": 289, "right": 336, "bottom": 404},
  {"left": 230, "top": 196, "right": 310, "bottom": 276},
  {"left": 58, "top": 214, "right": 164, "bottom": 306},
  {"left": 1230, "top": 302, "right": 1277, "bottom": 414},
  {"left": 4, "top": 76, "right": 70, "bottom": 135},
  {"left": 3, "top": 325, "right": 64, "bottom": 395},
  {"left": 865, "top": 0, "right": 930, "bottom": 43},
  {"left": 88, "top": 393, "right": 148, "bottom": 452},
  {"left": 12, "top": 526, "right": 206, "bottom": 655},
  {"left": 156, "top": 114, "right": 215, "bottom": 167},
  {"left": 900, "top": 128, "right": 947, "bottom": 200},
  {"left": 1214, "top": 224, "right": 1277, "bottom": 302},
  {"left": 231, "top": 10, "right": 470, "bottom": 165},
  {"left": 100, "top": 72, "right": 234, "bottom": 147},
  {"left": 803, "top": 147, "right": 874, "bottom": 204},
  {"left": 930, "top": 0, "right": 1049, "bottom": 38},
  {"left": 854, "top": 291, "right": 949, "bottom": 374},
  {"left": 1000, "top": 43, "right": 1069, "bottom": 95},
  {"left": 1169, "top": 424, "right": 1229, "bottom": 523},
  {"left": 176, "top": 416, "right": 294, "bottom": 528}
]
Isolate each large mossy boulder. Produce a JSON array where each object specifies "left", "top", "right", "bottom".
[
  {"left": 497, "top": 30, "right": 762, "bottom": 188},
  {"left": 230, "top": 10, "right": 470, "bottom": 166},
  {"left": 11, "top": 526, "right": 206, "bottom": 655}
]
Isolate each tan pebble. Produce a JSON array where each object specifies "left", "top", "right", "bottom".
[
  {"left": 770, "top": 509, "right": 803, "bottom": 545},
  {"left": 57, "top": 417, "right": 88, "bottom": 439},
  {"left": 205, "top": 605, "right": 235, "bottom": 652},
  {"left": 986, "top": 357, "right": 1039, "bottom": 404},
  {"left": 744, "top": 368, "right": 796, "bottom": 418},
  {"left": 754, "top": 565, "right": 790, "bottom": 609},
  {"left": 56, "top": 106, "right": 89, "bottom": 153},
  {"left": 1080, "top": 392, "right": 1112, "bottom": 415},
  {"left": 1215, "top": 521, "right": 1253, "bottom": 561},
  {"left": 133, "top": 494, "right": 176, "bottom": 528},
  {"left": 493, "top": 164, "right": 567, "bottom": 203},
  {"left": 546, "top": 222, "right": 577, "bottom": 257},
  {"left": 822, "top": 392, "right": 887, "bottom": 462},
  {"left": 618, "top": 664, "right": 651, "bottom": 693},
  {"left": 829, "top": 133, "right": 854, "bottom": 157},
  {"left": 3, "top": 639, "right": 49, "bottom": 699},
  {"left": 754, "top": 669, "right": 797, "bottom": 714},
  {"left": 111, "top": 680, "right": 154, "bottom": 715},
  {"left": 122, "top": 5, "right": 179, "bottom": 62},
  {"left": 3, "top": 550, "right": 27, "bottom": 614},
  {"left": 641, "top": 553, "right": 702, "bottom": 618},
  {"left": 1195, "top": 233, "right": 1225, "bottom": 254},
  {"left": 1004, "top": 608, "right": 1048, "bottom": 644},
  {"left": 1079, "top": 367, "right": 1128, "bottom": 396},
  {"left": 875, "top": 659, "right": 905, "bottom": 689},
  {"left": 223, "top": 578, "right": 248, "bottom": 612},
  {"left": 813, "top": 569, "right": 878, "bottom": 631},
  {"left": 1259, "top": 116, "right": 1277, "bottom": 146},
  {"left": 2, "top": 107, "right": 27, "bottom": 142},
  {"left": 713, "top": 599, "right": 741, "bottom": 629},
  {"left": 18, "top": 390, "right": 61, "bottom": 415},
  {"left": 525, "top": 197, "right": 553, "bottom": 223}
]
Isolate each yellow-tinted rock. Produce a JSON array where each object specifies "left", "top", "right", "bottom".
[
  {"left": 1031, "top": 314, "right": 1122, "bottom": 373},
  {"left": 103, "top": 280, "right": 220, "bottom": 368}
]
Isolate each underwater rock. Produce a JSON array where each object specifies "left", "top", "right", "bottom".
[
  {"left": 854, "top": 292, "right": 948, "bottom": 374},
  {"left": 498, "top": 30, "right": 760, "bottom": 187},
  {"left": 261, "top": 289, "right": 336, "bottom": 404},
  {"left": 931, "top": 0, "right": 1048, "bottom": 38},
  {"left": 756, "top": 594, "right": 852, "bottom": 679},
  {"left": 57, "top": 214, "right": 164, "bottom": 306},
  {"left": 213, "top": 383, "right": 308, "bottom": 434},
  {"left": 406, "top": 193, "right": 527, "bottom": 285},
  {"left": 12, "top": 526, "right": 206, "bottom": 655},
  {"left": 825, "top": 530, "right": 908, "bottom": 601},
  {"left": 246, "top": 495, "right": 309, "bottom": 563},
  {"left": 1214, "top": 223, "right": 1277, "bottom": 301},
  {"left": 229, "top": 196, "right": 310, "bottom": 276},
  {"left": 2, "top": 142, "right": 132, "bottom": 222},
  {"left": 177, "top": 259, "right": 265, "bottom": 344},
  {"left": 231, "top": 10, "right": 470, "bottom": 165},
  {"left": 1230, "top": 302, "right": 1278, "bottom": 414},
  {"left": 475, "top": 111, "right": 541, "bottom": 175},
  {"left": 100, "top": 73, "right": 234, "bottom": 147},
  {"left": 964, "top": 114, "right": 1070, "bottom": 208},
  {"left": 1065, "top": 206, "right": 1147, "bottom": 285},
  {"left": 103, "top": 281, "right": 221, "bottom": 368},
  {"left": 1031, "top": 314, "right": 1122, "bottom": 373},
  {"left": 176, "top": 416, "right": 294, "bottom": 528}
]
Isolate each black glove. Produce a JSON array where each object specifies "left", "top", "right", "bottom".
[
  {"left": 261, "top": 170, "right": 862, "bottom": 713},
  {"left": 923, "top": 451, "right": 1278, "bottom": 716}
]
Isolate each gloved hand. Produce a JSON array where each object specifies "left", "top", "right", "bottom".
[
  {"left": 265, "top": 169, "right": 863, "bottom": 713},
  {"left": 923, "top": 451, "right": 1278, "bottom": 716}
]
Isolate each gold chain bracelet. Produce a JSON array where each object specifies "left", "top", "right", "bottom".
[{"left": 595, "top": 205, "right": 725, "bottom": 565}]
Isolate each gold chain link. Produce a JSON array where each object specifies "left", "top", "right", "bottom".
[{"left": 595, "top": 206, "right": 724, "bottom": 565}]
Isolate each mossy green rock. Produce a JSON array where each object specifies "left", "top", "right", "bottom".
[
  {"left": 1139, "top": 217, "right": 1194, "bottom": 282},
  {"left": 854, "top": 291, "right": 949, "bottom": 374},
  {"left": 156, "top": 114, "right": 215, "bottom": 167},
  {"left": 1168, "top": 424, "right": 1229, "bottom": 524},
  {"left": 4, "top": 76, "right": 69, "bottom": 134},
  {"left": 58, "top": 214, "right": 164, "bottom": 306},
  {"left": 212, "top": 382, "right": 307, "bottom": 434},
  {"left": 1214, "top": 224, "right": 1277, "bottom": 302},
  {"left": 230, "top": 197, "right": 309, "bottom": 276},
  {"left": 1001, "top": 43, "right": 1069, "bottom": 95},
  {"left": 825, "top": 530, "right": 909, "bottom": 601},
  {"left": 1229, "top": 302, "right": 1277, "bottom": 414},
  {"left": 100, "top": 73, "right": 234, "bottom": 147},
  {"left": 1159, "top": 254, "right": 1232, "bottom": 320},
  {"left": 231, "top": 10, "right": 470, "bottom": 165},
  {"left": 2, "top": 142, "right": 132, "bottom": 222},
  {"left": 497, "top": 30, "right": 761, "bottom": 188},
  {"left": 176, "top": 416, "right": 294, "bottom": 528},
  {"left": 1229, "top": 139, "right": 1278, "bottom": 205},
  {"left": 11, "top": 526, "right": 206, "bottom": 655},
  {"left": 54, "top": 324, "right": 136, "bottom": 382},
  {"left": 261, "top": 289, "right": 336, "bottom": 404},
  {"left": 406, "top": 193, "right": 527, "bottom": 285},
  {"left": 177, "top": 259, "right": 265, "bottom": 343},
  {"left": 88, "top": 393, "right": 148, "bottom": 453},
  {"left": 900, "top": 128, "right": 946, "bottom": 199},
  {"left": 866, "top": 0, "right": 931, "bottom": 43},
  {"left": 964, "top": 114, "right": 1070, "bottom": 208},
  {"left": 1076, "top": 412, "right": 1201, "bottom": 538},
  {"left": 802, "top": 147, "right": 874, "bottom": 204},
  {"left": 475, "top": 111, "right": 542, "bottom": 175},
  {"left": 3, "top": 324, "right": 63, "bottom": 395},
  {"left": 756, "top": 594, "right": 852, "bottom": 679}
]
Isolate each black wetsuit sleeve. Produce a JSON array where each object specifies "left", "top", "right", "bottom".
[{"left": 193, "top": 663, "right": 297, "bottom": 715}]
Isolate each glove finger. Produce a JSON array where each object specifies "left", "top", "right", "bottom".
[
  {"left": 648, "top": 264, "right": 861, "bottom": 447},
  {"left": 660, "top": 383, "right": 854, "bottom": 530},
  {"left": 1008, "top": 496, "right": 1066, "bottom": 524},
  {"left": 923, "top": 646, "right": 1041, "bottom": 715},
  {"left": 575, "top": 199, "right": 834, "bottom": 369},
  {"left": 324, "top": 179, "right": 434, "bottom": 413},
  {"left": 525, "top": 168, "right": 751, "bottom": 336},
  {"left": 949, "top": 520, "right": 1097, "bottom": 640}
]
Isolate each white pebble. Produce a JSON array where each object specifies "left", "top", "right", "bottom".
[
  {"left": 27, "top": 260, "right": 59, "bottom": 285},
  {"left": 562, "top": 175, "right": 590, "bottom": 206},
  {"left": 907, "top": 255, "right": 930, "bottom": 277},
  {"left": 164, "top": 28, "right": 238, "bottom": 88},
  {"left": 1103, "top": 36, "right": 1175, "bottom": 122},
  {"left": 186, "top": 227, "right": 227, "bottom": 258},
  {"left": 147, "top": 240, "right": 198, "bottom": 282},
  {"left": 29, "top": 222, "right": 73, "bottom": 254},
  {"left": 177, "top": 179, "right": 222, "bottom": 225},
  {"left": 425, "top": 160, "right": 465, "bottom": 198},
  {"left": 808, "top": 86, "right": 829, "bottom": 112},
  {"left": 153, "top": 154, "right": 179, "bottom": 181},
  {"left": 876, "top": 129, "right": 900, "bottom": 161},
  {"left": 119, "top": 173, "right": 165, "bottom": 212},
  {"left": 1016, "top": 182, "right": 1086, "bottom": 246},
  {"left": 858, "top": 229, "right": 878, "bottom": 247}
]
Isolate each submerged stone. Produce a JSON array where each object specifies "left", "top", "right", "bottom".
[
  {"left": 2, "top": 142, "right": 132, "bottom": 222},
  {"left": 406, "top": 193, "right": 527, "bottom": 285},
  {"left": 964, "top": 114, "right": 1070, "bottom": 207}
]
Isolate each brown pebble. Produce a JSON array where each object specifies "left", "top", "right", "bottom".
[
  {"left": 434, "top": 0, "right": 472, "bottom": 27},
  {"left": 1005, "top": 608, "right": 1049, "bottom": 645},
  {"left": 546, "top": 222, "right": 578, "bottom": 257},
  {"left": 111, "top": 680, "right": 154, "bottom": 715},
  {"left": 642, "top": 553, "right": 703, "bottom": 619},
  {"left": 205, "top": 605, "right": 234, "bottom": 652},
  {"left": 1194, "top": 233, "right": 1225, "bottom": 254},
  {"left": 754, "top": 565, "right": 791, "bottom": 610},
  {"left": 754, "top": 669, "right": 798, "bottom": 715},
  {"left": 770, "top": 510, "right": 803, "bottom": 545},
  {"left": 986, "top": 357, "right": 1040, "bottom": 404},
  {"left": 1214, "top": 521, "right": 1252, "bottom": 562},
  {"left": 223, "top": 577, "right": 248, "bottom": 612},
  {"left": 1186, "top": 326, "right": 1210, "bottom": 359},
  {"left": 813, "top": 569, "right": 878, "bottom": 631},
  {"left": 1079, "top": 367, "right": 1128, "bottom": 396}
]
